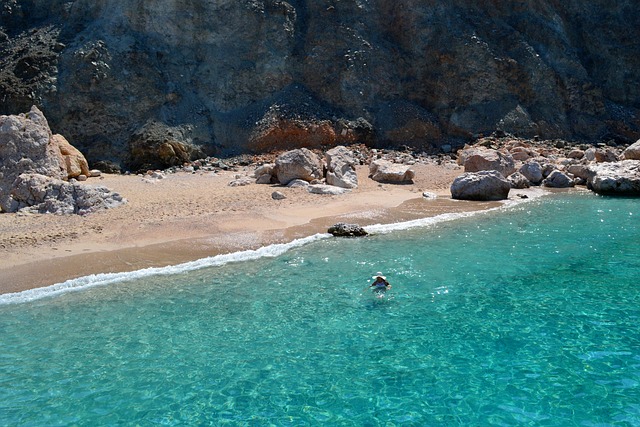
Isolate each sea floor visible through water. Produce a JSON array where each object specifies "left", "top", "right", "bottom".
[{"left": 1, "top": 191, "right": 639, "bottom": 425}]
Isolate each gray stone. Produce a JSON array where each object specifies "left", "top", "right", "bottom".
[
  {"left": 325, "top": 146, "right": 358, "bottom": 189},
  {"left": 369, "top": 159, "right": 415, "bottom": 183},
  {"left": 458, "top": 147, "right": 516, "bottom": 177},
  {"left": 507, "top": 172, "right": 531, "bottom": 189},
  {"left": 228, "top": 176, "right": 253, "bottom": 187},
  {"left": 271, "top": 191, "right": 286, "bottom": 200},
  {"left": 9, "top": 173, "right": 126, "bottom": 215},
  {"left": 450, "top": 170, "right": 511, "bottom": 201},
  {"left": 307, "top": 184, "right": 348, "bottom": 195},
  {"left": 286, "top": 179, "right": 310, "bottom": 188},
  {"left": 274, "top": 148, "right": 323, "bottom": 185},
  {"left": 543, "top": 170, "right": 574, "bottom": 188},
  {"left": 519, "top": 161, "right": 544, "bottom": 185}
]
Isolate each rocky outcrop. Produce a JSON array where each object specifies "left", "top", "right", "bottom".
[
  {"left": 586, "top": 161, "right": 640, "bottom": 196},
  {"left": 1, "top": 1, "right": 639, "bottom": 167},
  {"left": 273, "top": 148, "right": 323, "bottom": 185},
  {"left": 9, "top": 173, "right": 126, "bottom": 215},
  {"left": 0, "top": 107, "right": 125, "bottom": 213},
  {"left": 328, "top": 223, "right": 368, "bottom": 237},
  {"left": 450, "top": 171, "right": 511, "bottom": 201},
  {"left": 325, "top": 146, "right": 358, "bottom": 189},
  {"left": 0, "top": 106, "right": 66, "bottom": 187},
  {"left": 369, "top": 160, "right": 415, "bottom": 183},
  {"left": 128, "top": 121, "right": 206, "bottom": 172}
]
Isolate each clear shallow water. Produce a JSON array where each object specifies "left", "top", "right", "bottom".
[{"left": 1, "top": 192, "right": 639, "bottom": 426}]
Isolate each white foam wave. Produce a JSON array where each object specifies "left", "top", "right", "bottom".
[
  {"left": 366, "top": 188, "right": 547, "bottom": 234},
  {"left": 0, "top": 233, "right": 330, "bottom": 305},
  {"left": 364, "top": 209, "right": 494, "bottom": 234}
]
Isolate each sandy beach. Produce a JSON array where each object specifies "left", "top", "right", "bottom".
[{"left": 0, "top": 161, "right": 510, "bottom": 295}]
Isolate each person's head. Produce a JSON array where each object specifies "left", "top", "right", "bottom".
[{"left": 372, "top": 272, "right": 386, "bottom": 281}]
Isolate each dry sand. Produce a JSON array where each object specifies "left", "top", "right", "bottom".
[{"left": 0, "top": 162, "right": 506, "bottom": 295}]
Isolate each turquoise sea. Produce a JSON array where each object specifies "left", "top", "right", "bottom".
[{"left": 1, "top": 191, "right": 639, "bottom": 426}]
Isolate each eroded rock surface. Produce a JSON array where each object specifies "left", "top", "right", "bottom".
[{"left": 1, "top": 1, "right": 639, "bottom": 166}]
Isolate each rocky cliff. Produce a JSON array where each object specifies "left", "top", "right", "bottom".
[{"left": 1, "top": 0, "right": 639, "bottom": 169}]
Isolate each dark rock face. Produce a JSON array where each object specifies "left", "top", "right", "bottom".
[{"left": 2, "top": 1, "right": 639, "bottom": 168}]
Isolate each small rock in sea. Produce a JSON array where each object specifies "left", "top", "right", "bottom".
[
  {"left": 272, "top": 191, "right": 286, "bottom": 200},
  {"left": 516, "top": 193, "right": 529, "bottom": 199},
  {"left": 328, "top": 222, "right": 368, "bottom": 237}
]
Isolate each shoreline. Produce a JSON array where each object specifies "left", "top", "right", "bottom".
[{"left": 0, "top": 163, "right": 542, "bottom": 297}]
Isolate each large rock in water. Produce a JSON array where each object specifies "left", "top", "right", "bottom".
[
  {"left": 450, "top": 170, "right": 511, "bottom": 201},
  {"left": 586, "top": 160, "right": 640, "bottom": 195},
  {"left": 328, "top": 223, "right": 368, "bottom": 237},
  {"left": 1, "top": 1, "right": 639, "bottom": 165}
]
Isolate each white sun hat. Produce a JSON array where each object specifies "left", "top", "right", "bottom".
[{"left": 372, "top": 272, "right": 386, "bottom": 280}]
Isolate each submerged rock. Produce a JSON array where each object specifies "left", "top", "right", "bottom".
[{"left": 328, "top": 223, "right": 368, "bottom": 237}]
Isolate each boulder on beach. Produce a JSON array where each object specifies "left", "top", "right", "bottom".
[
  {"left": 51, "top": 134, "right": 91, "bottom": 179},
  {"left": 254, "top": 163, "right": 276, "bottom": 184},
  {"left": 0, "top": 106, "right": 125, "bottom": 214},
  {"left": 307, "top": 184, "right": 349, "bottom": 195},
  {"left": 9, "top": 173, "right": 126, "bottom": 215},
  {"left": 368, "top": 159, "right": 415, "bottom": 183},
  {"left": 587, "top": 160, "right": 640, "bottom": 195},
  {"left": 543, "top": 170, "right": 574, "bottom": 188},
  {"left": 507, "top": 172, "right": 530, "bottom": 189},
  {"left": 450, "top": 170, "right": 511, "bottom": 201},
  {"left": 325, "top": 146, "right": 358, "bottom": 189},
  {"left": 274, "top": 148, "right": 323, "bottom": 185},
  {"left": 519, "top": 161, "right": 544, "bottom": 185}
]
